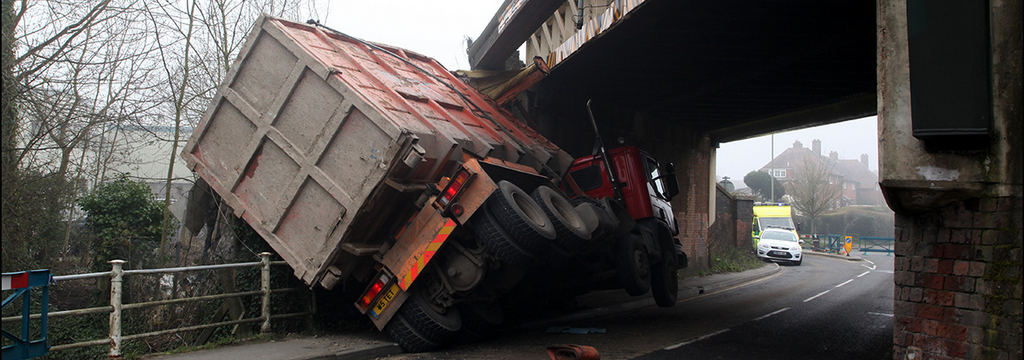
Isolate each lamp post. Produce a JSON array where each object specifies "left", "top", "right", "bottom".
[{"left": 770, "top": 134, "right": 775, "bottom": 202}]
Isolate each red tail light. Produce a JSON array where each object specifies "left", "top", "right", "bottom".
[
  {"left": 437, "top": 169, "right": 471, "bottom": 208},
  {"left": 356, "top": 274, "right": 389, "bottom": 310}
]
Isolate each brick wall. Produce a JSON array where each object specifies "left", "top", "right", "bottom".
[
  {"left": 677, "top": 146, "right": 710, "bottom": 275},
  {"left": 709, "top": 184, "right": 754, "bottom": 250},
  {"left": 893, "top": 196, "right": 1023, "bottom": 359}
]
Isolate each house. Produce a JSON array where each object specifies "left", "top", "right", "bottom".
[{"left": 758, "top": 139, "right": 883, "bottom": 207}]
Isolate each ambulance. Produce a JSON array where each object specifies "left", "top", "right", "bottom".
[{"left": 751, "top": 203, "right": 800, "bottom": 249}]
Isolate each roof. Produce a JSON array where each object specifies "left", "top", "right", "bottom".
[{"left": 833, "top": 159, "right": 878, "bottom": 189}]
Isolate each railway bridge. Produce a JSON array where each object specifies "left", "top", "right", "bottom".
[{"left": 470, "top": 1, "right": 1021, "bottom": 358}]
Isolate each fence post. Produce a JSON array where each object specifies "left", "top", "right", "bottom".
[
  {"left": 108, "top": 260, "right": 125, "bottom": 359},
  {"left": 259, "top": 253, "right": 272, "bottom": 334}
]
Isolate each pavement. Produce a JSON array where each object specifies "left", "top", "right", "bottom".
[{"left": 145, "top": 255, "right": 855, "bottom": 360}]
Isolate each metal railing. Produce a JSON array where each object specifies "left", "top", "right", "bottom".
[
  {"left": 1, "top": 253, "right": 313, "bottom": 359},
  {"left": 859, "top": 237, "right": 895, "bottom": 255}
]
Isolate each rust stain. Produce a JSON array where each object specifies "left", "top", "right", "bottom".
[{"left": 245, "top": 146, "right": 263, "bottom": 179}]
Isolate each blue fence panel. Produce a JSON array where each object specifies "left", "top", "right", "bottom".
[{"left": 2, "top": 270, "right": 51, "bottom": 360}]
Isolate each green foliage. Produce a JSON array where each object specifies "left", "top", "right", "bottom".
[
  {"left": 743, "top": 170, "right": 785, "bottom": 202},
  {"left": 1, "top": 171, "right": 81, "bottom": 273},
  {"left": 705, "top": 239, "right": 764, "bottom": 275},
  {"left": 79, "top": 173, "right": 164, "bottom": 271}
]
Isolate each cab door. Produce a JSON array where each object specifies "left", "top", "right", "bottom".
[{"left": 643, "top": 154, "right": 678, "bottom": 236}]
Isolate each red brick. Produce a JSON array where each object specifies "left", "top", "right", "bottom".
[
  {"left": 944, "top": 276, "right": 975, "bottom": 292},
  {"left": 917, "top": 304, "right": 946, "bottom": 321},
  {"left": 922, "top": 319, "right": 940, "bottom": 336},
  {"left": 947, "top": 324, "right": 967, "bottom": 342},
  {"left": 899, "top": 316, "right": 923, "bottom": 332},
  {"left": 938, "top": 260, "right": 955, "bottom": 274},
  {"left": 924, "top": 259, "right": 940, "bottom": 273},
  {"left": 966, "top": 326, "right": 984, "bottom": 344},
  {"left": 919, "top": 274, "right": 945, "bottom": 289},
  {"left": 953, "top": 260, "right": 971, "bottom": 275},
  {"left": 909, "top": 287, "right": 924, "bottom": 302},
  {"left": 943, "top": 339, "right": 965, "bottom": 357},
  {"left": 968, "top": 261, "right": 986, "bottom": 277}
]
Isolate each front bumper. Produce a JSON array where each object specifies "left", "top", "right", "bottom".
[{"left": 757, "top": 245, "right": 802, "bottom": 261}]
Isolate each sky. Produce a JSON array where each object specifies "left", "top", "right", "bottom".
[
  {"left": 715, "top": 117, "right": 879, "bottom": 190},
  {"left": 322, "top": 1, "right": 507, "bottom": 71},
  {"left": 318, "top": 2, "right": 881, "bottom": 190}
]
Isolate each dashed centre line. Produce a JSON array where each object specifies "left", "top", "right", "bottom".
[
  {"left": 754, "top": 307, "right": 790, "bottom": 321},
  {"left": 804, "top": 290, "right": 830, "bottom": 302},
  {"left": 857, "top": 271, "right": 870, "bottom": 277},
  {"left": 664, "top": 329, "right": 731, "bottom": 350},
  {"left": 835, "top": 279, "right": 854, "bottom": 288}
]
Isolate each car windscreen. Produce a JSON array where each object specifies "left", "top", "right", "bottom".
[
  {"left": 761, "top": 230, "right": 798, "bottom": 242},
  {"left": 758, "top": 217, "right": 794, "bottom": 231}
]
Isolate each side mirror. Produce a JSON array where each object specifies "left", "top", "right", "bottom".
[
  {"left": 664, "top": 162, "right": 676, "bottom": 174},
  {"left": 662, "top": 173, "right": 680, "bottom": 200}
]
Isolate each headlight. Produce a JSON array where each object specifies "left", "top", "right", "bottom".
[{"left": 758, "top": 242, "right": 770, "bottom": 249}]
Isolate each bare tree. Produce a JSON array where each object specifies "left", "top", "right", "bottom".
[{"left": 788, "top": 155, "right": 843, "bottom": 235}]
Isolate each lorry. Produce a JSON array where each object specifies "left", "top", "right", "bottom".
[
  {"left": 751, "top": 203, "right": 800, "bottom": 248},
  {"left": 181, "top": 16, "right": 685, "bottom": 352}
]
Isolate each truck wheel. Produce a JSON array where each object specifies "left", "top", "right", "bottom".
[
  {"left": 456, "top": 301, "right": 504, "bottom": 343},
  {"left": 531, "top": 186, "right": 591, "bottom": 250},
  {"left": 487, "top": 181, "right": 556, "bottom": 253},
  {"left": 385, "top": 283, "right": 461, "bottom": 352},
  {"left": 615, "top": 233, "right": 651, "bottom": 296},
  {"left": 473, "top": 206, "right": 536, "bottom": 267},
  {"left": 651, "top": 233, "right": 679, "bottom": 307}
]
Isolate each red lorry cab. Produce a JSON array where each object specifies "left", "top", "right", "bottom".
[{"left": 564, "top": 146, "right": 678, "bottom": 235}]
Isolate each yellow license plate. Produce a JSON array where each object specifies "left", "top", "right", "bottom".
[{"left": 370, "top": 283, "right": 399, "bottom": 318}]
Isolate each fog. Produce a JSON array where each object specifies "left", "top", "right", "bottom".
[{"left": 715, "top": 117, "right": 879, "bottom": 190}]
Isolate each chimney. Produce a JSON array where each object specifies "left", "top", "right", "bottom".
[
  {"left": 812, "top": 139, "right": 821, "bottom": 156},
  {"left": 793, "top": 140, "right": 803, "bottom": 149},
  {"left": 861, "top": 154, "right": 869, "bottom": 168},
  {"left": 829, "top": 151, "right": 838, "bottom": 161}
]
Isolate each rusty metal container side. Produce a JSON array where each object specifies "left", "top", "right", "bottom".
[{"left": 181, "top": 15, "right": 571, "bottom": 288}]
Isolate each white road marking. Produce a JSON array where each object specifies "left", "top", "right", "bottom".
[
  {"left": 868, "top": 312, "right": 894, "bottom": 317},
  {"left": 835, "top": 279, "right": 854, "bottom": 288},
  {"left": 754, "top": 307, "right": 790, "bottom": 321},
  {"left": 861, "top": 263, "right": 877, "bottom": 270},
  {"left": 863, "top": 258, "right": 875, "bottom": 265},
  {"left": 857, "top": 271, "right": 870, "bottom": 277},
  {"left": 804, "top": 290, "right": 830, "bottom": 302},
  {"left": 664, "top": 329, "right": 731, "bottom": 350}
]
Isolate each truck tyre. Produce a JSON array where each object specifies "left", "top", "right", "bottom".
[
  {"left": 456, "top": 301, "right": 504, "bottom": 343},
  {"left": 531, "top": 186, "right": 591, "bottom": 250},
  {"left": 615, "top": 233, "right": 651, "bottom": 296},
  {"left": 385, "top": 283, "right": 462, "bottom": 352},
  {"left": 473, "top": 206, "right": 536, "bottom": 267},
  {"left": 487, "top": 181, "right": 556, "bottom": 253},
  {"left": 651, "top": 231, "right": 679, "bottom": 307}
]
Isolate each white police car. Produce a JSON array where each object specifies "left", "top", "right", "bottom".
[{"left": 756, "top": 228, "right": 803, "bottom": 265}]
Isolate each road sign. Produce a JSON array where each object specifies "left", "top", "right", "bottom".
[{"left": 844, "top": 236, "right": 854, "bottom": 256}]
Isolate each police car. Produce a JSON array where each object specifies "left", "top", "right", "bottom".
[{"left": 755, "top": 227, "right": 803, "bottom": 265}]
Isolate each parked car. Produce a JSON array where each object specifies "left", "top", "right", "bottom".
[{"left": 756, "top": 227, "right": 803, "bottom": 265}]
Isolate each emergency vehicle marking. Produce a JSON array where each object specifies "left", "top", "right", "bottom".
[{"left": 398, "top": 218, "right": 456, "bottom": 290}]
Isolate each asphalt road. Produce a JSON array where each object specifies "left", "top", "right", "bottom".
[
  {"left": 382, "top": 253, "right": 894, "bottom": 360},
  {"left": 636, "top": 253, "right": 895, "bottom": 360}
]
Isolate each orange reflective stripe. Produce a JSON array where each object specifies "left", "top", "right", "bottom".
[{"left": 398, "top": 218, "right": 457, "bottom": 290}]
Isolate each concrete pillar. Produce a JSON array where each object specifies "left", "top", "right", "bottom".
[{"left": 879, "top": 0, "right": 1022, "bottom": 358}]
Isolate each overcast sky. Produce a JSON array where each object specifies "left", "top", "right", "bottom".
[
  {"left": 319, "top": 2, "right": 880, "bottom": 190},
  {"left": 715, "top": 117, "right": 879, "bottom": 190},
  {"left": 322, "top": 1, "right": 504, "bottom": 70}
]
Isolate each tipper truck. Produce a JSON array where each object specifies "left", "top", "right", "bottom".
[{"left": 181, "top": 16, "right": 686, "bottom": 351}]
